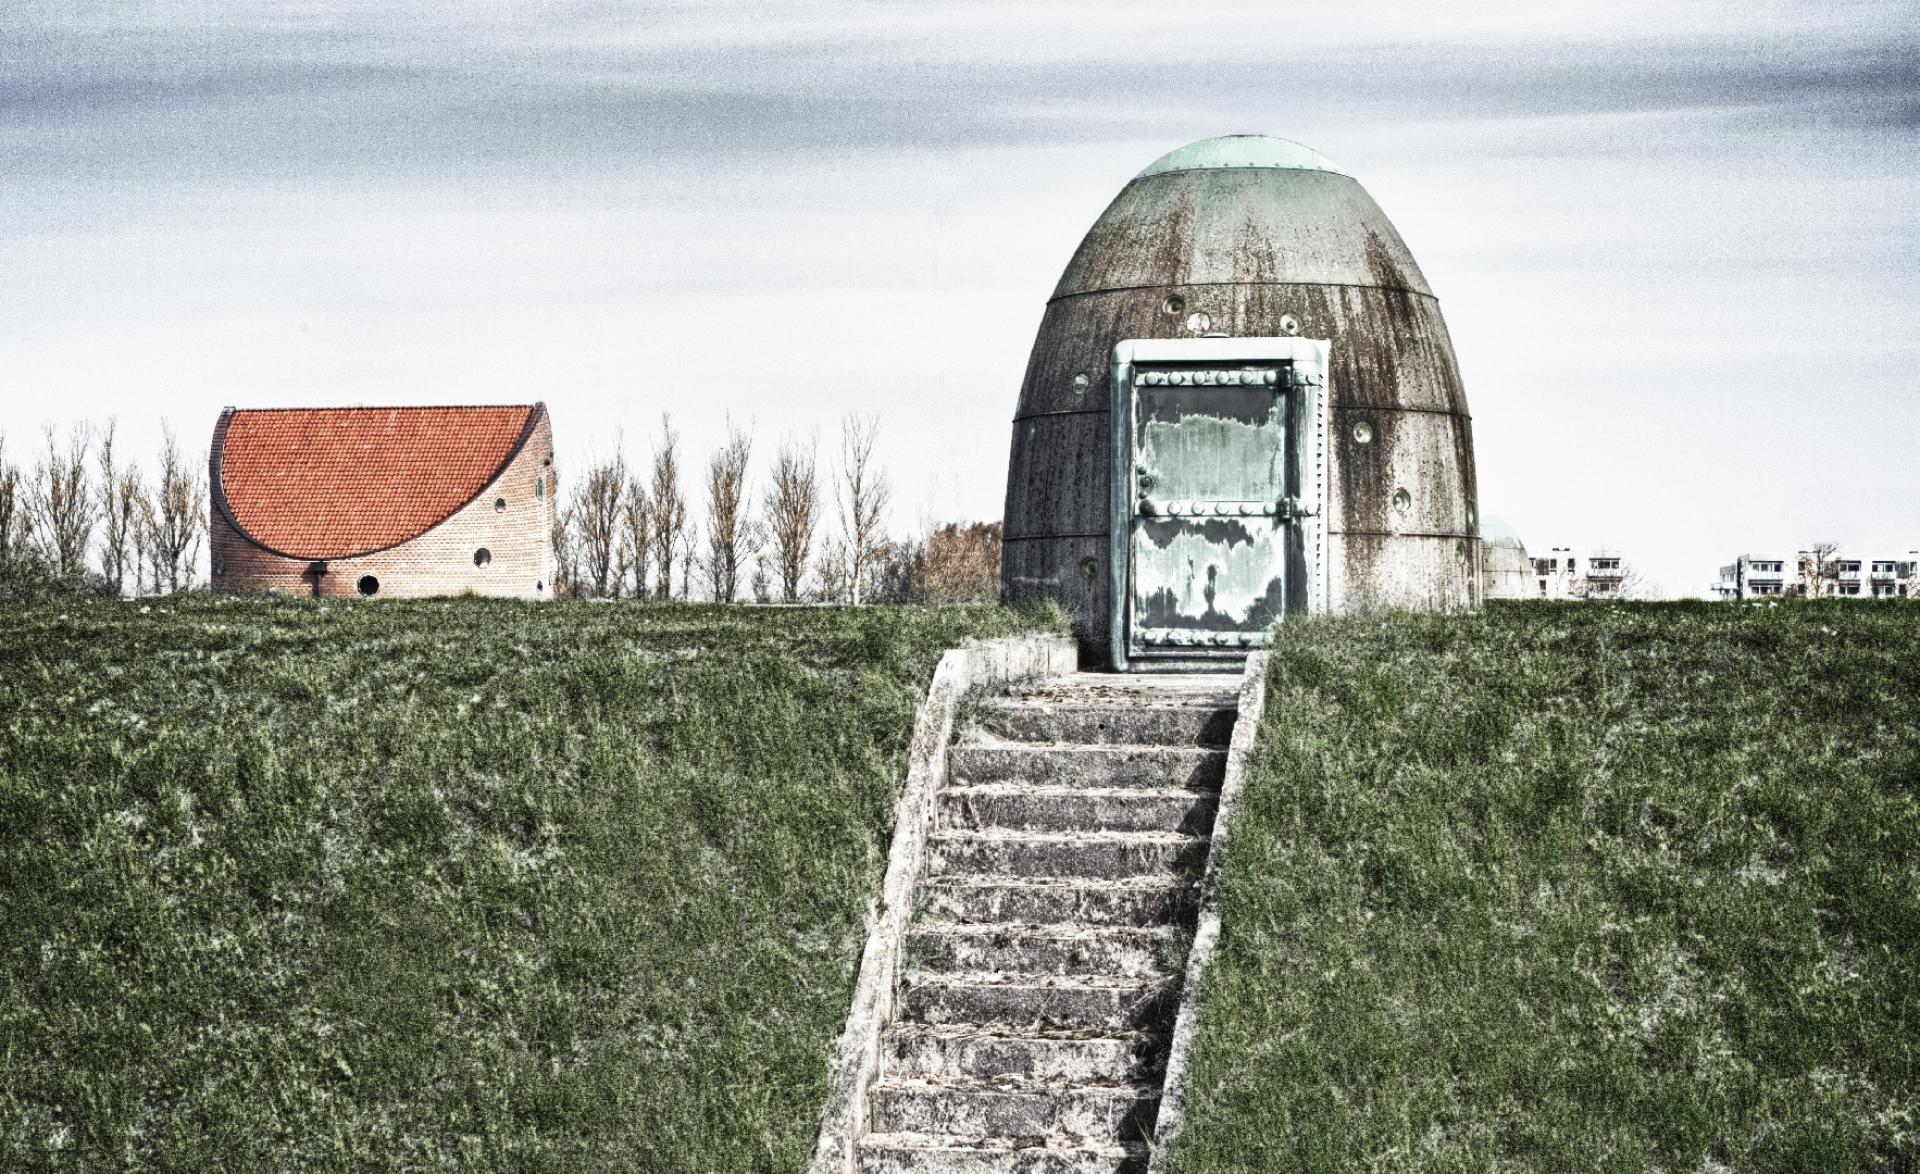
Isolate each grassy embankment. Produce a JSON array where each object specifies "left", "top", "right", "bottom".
[
  {"left": 0, "top": 595, "right": 1053, "bottom": 1171},
  {"left": 1171, "top": 601, "right": 1919, "bottom": 1173}
]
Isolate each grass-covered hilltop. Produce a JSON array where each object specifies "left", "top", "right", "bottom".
[
  {"left": 0, "top": 596, "right": 1053, "bottom": 1171},
  {"left": 1172, "top": 601, "right": 1919, "bottom": 1173},
  {"left": 5, "top": 596, "right": 1916, "bottom": 1172}
]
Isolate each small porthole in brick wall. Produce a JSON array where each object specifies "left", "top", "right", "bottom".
[
  {"left": 536, "top": 581, "right": 544, "bottom": 592},
  {"left": 494, "top": 497, "right": 507, "bottom": 512},
  {"left": 474, "top": 548, "right": 492, "bottom": 567},
  {"left": 357, "top": 575, "right": 379, "bottom": 597}
]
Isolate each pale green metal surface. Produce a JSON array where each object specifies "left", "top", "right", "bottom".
[
  {"left": 1107, "top": 339, "right": 1331, "bottom": 671},
  {"left": 1132, "top": 135, "right": 1346, "bottom": 181}
]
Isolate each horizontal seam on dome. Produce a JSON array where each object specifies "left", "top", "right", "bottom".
[
  {"left": 1048, "top": 278, "right": 1437, "bottom": 303},
  {"left": 1009, "top": 407, "right": 1108, "bottom": 421}
]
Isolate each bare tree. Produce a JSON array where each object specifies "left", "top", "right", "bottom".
[
  {"left": 0, "top": 433, "right": 26, "bottom": 576},
  {"left": 833, "top": 413, "right": 893, "bottom": 604},
  {"left": 913, "top": 521, "right": 1003, "bottom": 603},
  {"left": 646, "top": 415, "right": 688, "bottom": 601},
  {"left": 700, "top": 421, "right": 754, "bottom": 602},
  {"left": 571, "top": 451, "right": 627, "bottom": 598},
  {"left": 1798, "top": 542, "right": 1841, "bottom": 598},
  {"left": 620, "top": 475, "right": 651, "bottom": 599},
  {"left": 96, "top": 419, "right": 142, "bottom": 595},
  {"left": 762, "top": 435, "right": 819, "bottom": 603},
  {"left": 550, "top": 503, "right": 580, "bottom": 598},
  {"left": 25, "top": 422, "right": 95, "bottom": 580},
  {"left": 139, "top": 425, "right": 205, "bottom": 593},
  {"left": 814, "top": 535, "right": 851, "bottom": 604}
]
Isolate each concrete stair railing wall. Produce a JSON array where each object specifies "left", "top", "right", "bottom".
[
  {"left": 812, "top": 651, "right": 1272, "bottom": 1174},
  {"left": 810, "top": 635, "right": 1080, "bottom": 1173}
]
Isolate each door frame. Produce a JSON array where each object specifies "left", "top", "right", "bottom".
[{"left": 1108, "top": 336, "right": 1330, "bottom": 671}]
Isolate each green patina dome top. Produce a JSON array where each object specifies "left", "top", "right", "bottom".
[{"left": 1134, "top": 135, "right": 1346, "bottom": 180}]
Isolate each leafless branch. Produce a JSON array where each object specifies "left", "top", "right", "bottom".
[
  {"left": 762, "top": 434, "right": 818, "bottom": 603},
  {"left": 647, "top": 415, "right": 688, "bottom": 600},
  {"left": 833, "top": 412, "right": 892, "bottom": 605},
  {"left": 700, "top": 420, "right": 754, "bottom": 603}
]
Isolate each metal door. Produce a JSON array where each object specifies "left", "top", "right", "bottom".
[{"left": 1109, "top": 338, "right": 1328, "bottom": 669}]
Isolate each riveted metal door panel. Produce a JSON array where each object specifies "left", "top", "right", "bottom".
[{"left": 1127, "top": 366, "right": 1288, "bottom": 659}]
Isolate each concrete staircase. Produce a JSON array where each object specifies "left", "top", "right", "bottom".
[{"left": 854, "top": 672, "right": 1241, "bottom": 1174}]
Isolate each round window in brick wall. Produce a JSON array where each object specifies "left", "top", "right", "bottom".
[
  {"left": 474, "top": 548, "right": 492, "bottom": 567},
  {"left": 494, "top": 497, "right": 507, "bottom": 512},
  {"left": 357, "top": 575, "right": 379, "bottom": 597}
]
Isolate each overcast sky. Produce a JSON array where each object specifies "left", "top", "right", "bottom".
[{"left": 3, "top": 1, "right": 1915, "bottom": 596}]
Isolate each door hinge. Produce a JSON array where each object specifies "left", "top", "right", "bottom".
[
  {"left": 1287, "top": 366, "right": 1324, "bottom": 390},
  {"left": 1279, "top": 496, "right": 1318, "bottom": 521}
]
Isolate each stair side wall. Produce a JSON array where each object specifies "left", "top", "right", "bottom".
[{"left": 810, "top": 634, "right": 1080, "bottom": 1174}]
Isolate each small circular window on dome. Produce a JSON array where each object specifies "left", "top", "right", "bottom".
[
  {"left": 494, "top": 497, "right": 507, "bottom": 512},
  {"left": 474, "top": 548, "right": 492, "bottom": 567},
  {"left": 357, "top": 575, "right": 379, "bottom": 597},
  {"left": 1351, "top": 420, "right": 1374, "bottom": 444},
  {"left": 1163, "top": 295, "right": 1185, "bottom": 316}
]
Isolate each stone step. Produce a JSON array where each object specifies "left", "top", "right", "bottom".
[
  {"left": 900, "top": 975, "right": 1176, "bottom": 1033},
  {"left": 927, "top": 831, "right": 1205, "bottom": 881},
  {"left": 940, "top": 785, "right": 1217, "bottom": 835},
  {"left": 976, "top": 703, "right": 1235, "bottom": 748},
  {"left": 883, "top": 1026, "right": 1161, "bottom": 1086},
  {"left": 856, "top": 1134, "right": 1146, "bottom": 1174},
  {"left": 949, "top": 745, "right": 1225, "bottom": 790},
  {"left": 868, "top": 1079, "right": 1158, "bottom": 1142},
  {"left": 906, "top": 923, "right": 1178, "bottom": 978},
  {"left": 916, "top": 876, "right": 1197, "bottom": 928}
]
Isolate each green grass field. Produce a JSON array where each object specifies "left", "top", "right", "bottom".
[
  {"left": 1170, "top": 601, "right": 1920, "bottom": 1173},
  {"left": 0, "top": 595, "right": 1050, "bottom": 1171}
]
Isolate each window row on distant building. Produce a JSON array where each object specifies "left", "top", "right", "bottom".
[{"left": 1712, "top": 551, "right": 1919, "bottom": 601}]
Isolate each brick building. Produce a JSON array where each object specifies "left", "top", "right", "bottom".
[{"left": 210, "top": 403, "right": 556, "bottom": 599}]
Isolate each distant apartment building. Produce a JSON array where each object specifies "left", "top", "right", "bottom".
[
  {"left": 1530, "top": 546, "right": 1629, "bottom": 600},
  {"left": 1713, "top": 551, "right": 1918, "bottom": 600}
]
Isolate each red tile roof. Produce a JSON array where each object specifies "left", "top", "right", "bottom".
[{"left": 213, "top": 404, "right": 543, "bottom": 559}]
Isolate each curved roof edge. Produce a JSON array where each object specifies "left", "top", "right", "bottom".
[{"left": 1134, "top": 135, "right": 1346, "bottom": 180}]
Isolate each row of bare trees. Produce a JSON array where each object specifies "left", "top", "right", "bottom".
[
  {"left": 0, "top": 422, "right": 205, "bottom": 598},
  {"left": 551, "top": 412, "right": 998, "bottom": 604}
]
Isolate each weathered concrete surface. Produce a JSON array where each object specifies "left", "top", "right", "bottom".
[
  {"left": 915, "top": 877, "right": 1195, "bottom": 928},
  {"left": 884, "top": 1026, "right": 1157, "bottom": 1085},
  {"left": 869, "top": 1081, "right": 1157, "bottom": 1140},
  {"left": 811, "top": 635, "right": 1081, "bottom": 1174},
  {"left": 906, "top": 924, "right": 1176, "bottom": 978},
  {"left": 948, "top": 746, "right": 1226, "bottom": 790},
  {"left": 818, "top": 670, "right": 1242, "bottom": 1173},
  {"left": 855, "top": 1135, "right": 1147, "bottom": 1174},
  {"left": 938, "top": 787, "right": 1217, "bottom": 835}
]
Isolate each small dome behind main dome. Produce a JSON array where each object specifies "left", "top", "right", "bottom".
[{"left": 1134, "top": 134, "right": 1346, "bottom": 180}]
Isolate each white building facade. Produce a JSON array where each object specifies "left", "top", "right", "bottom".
[
  {"left": 1531, "top": 546, "right": 1628, "bottom": 600},
  {"left": 1712, "top": 551, "right": 1919, "bottom": 600}
]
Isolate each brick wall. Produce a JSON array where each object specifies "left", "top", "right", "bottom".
[{"left": 212, "top": 414, "right": 557, "bottom": 600}]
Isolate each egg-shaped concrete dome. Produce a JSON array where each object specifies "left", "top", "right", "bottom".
[
  {"left": 1481, "top": 515, "right": 1534, "bottom": 600},
  {"left": 1003, "top": 134, "right": 1480, "bottom": 664}
]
